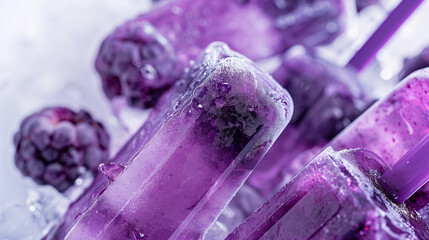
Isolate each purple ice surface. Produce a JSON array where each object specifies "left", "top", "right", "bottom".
[
  {"left": 95, "top": 0, "right": 346, "bottom": 108},
  {"left": 47, "top": 42, "right": 292, "bottom": 239},
  {"left": 227, "top": 148, "right": 429, "bottom": 240}
]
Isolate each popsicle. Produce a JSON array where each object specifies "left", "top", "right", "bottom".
[
  {"left": 227, "top": 140, "right": 429, "bottom": 239},
  {"left": 47, "top": 42, "right": 292, "bottom": 239},
  {"left": 95, "top": 0, "right": 346, "bottom": 108}
]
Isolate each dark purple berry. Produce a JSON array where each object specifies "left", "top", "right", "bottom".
[
  {"left": 83, "top": 146, "right": 103, "bottom": 170},
  {"left": 26, "top": 159, "right": 45, "bottom": 178},
  {"left": 13, "top": 107, "right": 110, "bottom": 192},
  {"left": 60, "top": 149, "right": 80, "bottom": 167},
  {"left": 95, "top": 21, "right": 181, "bottom": 109},
  {"left": 44, "top": 163, "right": 66, "bottom": 186},
  {"left": 52, "top": 122, "right": 76, "bottom": 149},
  {"left": 42, "top": 147, "right": 59, "bottom": 162},
  {"left": 76, "top": 123, "right": 97, "bottom": 147}
]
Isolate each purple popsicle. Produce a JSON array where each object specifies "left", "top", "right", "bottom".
[
  {"left": 227, "top": 145, "right": 429, "bottom": 240},
  {"left": 49, "top": 42, "right": 292, "bottom": 239},
  {"left": 284, "top": 68, "right": 429, "bottom": 222},
  {"left": 95, "top": 0, "right": 346, "bottom": 108}
]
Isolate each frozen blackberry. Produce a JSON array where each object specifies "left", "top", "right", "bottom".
[
  {"left": 95, "top": 21, "right": 181, "bottom": 109},
  {"left": 13, "top": 107, "right": 110, "bottom": 192}
]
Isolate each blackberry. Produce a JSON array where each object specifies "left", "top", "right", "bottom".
[
  {"left": 95, "top": 21, "right": 181, "bottom": 109},
  {"left": 13, "top": 107, "right": 110, "bottom": 192}
]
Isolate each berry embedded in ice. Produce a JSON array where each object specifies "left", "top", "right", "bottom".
[
  {"left": 13, "top": 107, "right": 110, "bottom": 192},
  {"left": 95, "top": 21, "right": 182, "bottom": 109}
]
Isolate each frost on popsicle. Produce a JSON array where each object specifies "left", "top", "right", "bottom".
[{"left": 48, "top": 42, "right": 292, "bottom": 239}]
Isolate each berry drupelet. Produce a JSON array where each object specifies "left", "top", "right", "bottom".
[{"left": 13, "top": 107, "right": 110, "bottom": 192}]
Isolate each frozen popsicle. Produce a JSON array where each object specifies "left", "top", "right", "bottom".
[
  {"left": 95, "top": 0, "right": 346, "bottom": 108},
  {"left": 331, "top": 69, "right": 429, "bottom": 217},
  {"left": 278, "top": 68, "right": 429, "bottom": 225},
  {"left": 46, "top": 42, "right": 292, "bottom": 239},
  {"left": 227, "top": 143, "right": 429, "bottom": 240}
]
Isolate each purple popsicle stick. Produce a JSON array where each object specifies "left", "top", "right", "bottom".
[
  {"left": 381, "top": 133, "right": 429, "bottom": 203},
  {"left": 347, "top": 0, "right": 424, "bottom": 72}
]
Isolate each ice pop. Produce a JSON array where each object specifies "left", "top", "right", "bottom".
[
  {"left": 47, "top": 42, "right": 292, "bottom": 239},
  {"left": 275, "top": 68, "right": 429, "bottom": 225},
  {"left": 96, "top": 0, "right": 346, "bottom": 108},
  {"left": 227, "top": 146, "right": 429, "bottom": 240},
  {"left": 330, "top": 69, "right": 429, "bottom": 217}
]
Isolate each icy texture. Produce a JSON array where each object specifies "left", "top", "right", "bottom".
[
  {"left": 96, "top": 0, "right": 346, "bottom": 108},
  {"left": 246, "top": 47, "right": 369, "bottom": 197},
  {"left": 48, "top": 43, "right": 292, "bottom": 239},
  {"left": 227, "top": 148, "right": 429, "bottom": 240},
  {"left": 0, "top": 187, "right": 69, "bottom": 240}
]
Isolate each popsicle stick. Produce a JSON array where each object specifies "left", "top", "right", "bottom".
[
  {"left": 347, "top": 0, "right": 424, "bottom": 72},
  {"left": 381, "top": 133, "right": 429, "bottom": 203}
]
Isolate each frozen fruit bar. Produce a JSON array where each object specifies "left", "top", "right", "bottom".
[
  {"left": 46, "top": 40, "right": 249, "bottom": 240},
  {"left": 227, "top": 147, "right": 429, "bottom": 240},
  {"left": 60, "top": 42, "right": 292, "bottom": 239},
  {"left": 96, "top": 0, "right": 345, "bottom": 108}
]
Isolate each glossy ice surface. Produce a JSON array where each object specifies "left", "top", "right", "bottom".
[
  {"left": 96, "top": 0, "right": 345, "bottom": 108},
  {"left": 246, "top": 48, "right": 369, "bottom": 196},
  {"left": 50, "top": 43, "right": 292, "bottom": 239},
  {"left": 227, "top": 148, "right": 429, "bottom": 240}
]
